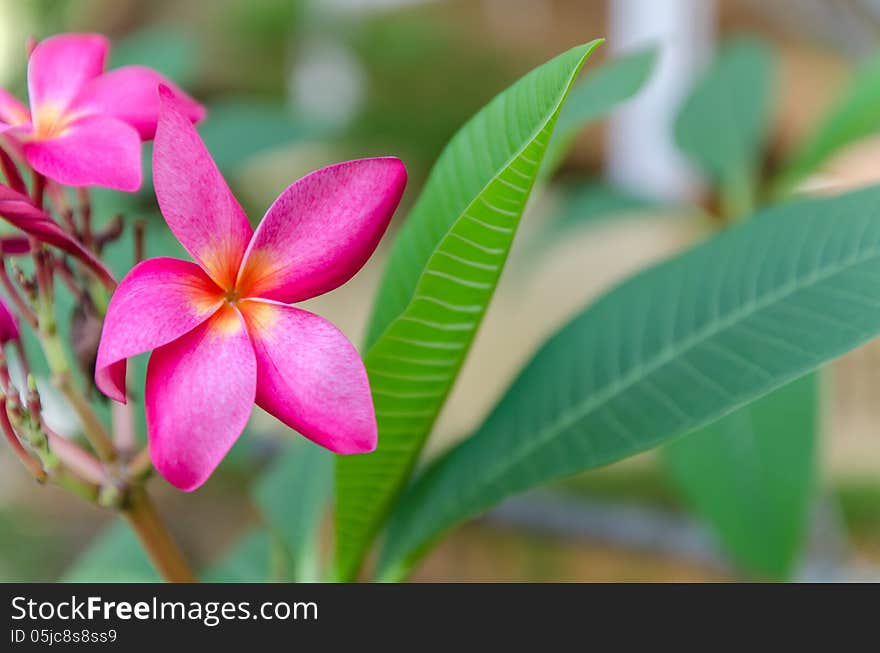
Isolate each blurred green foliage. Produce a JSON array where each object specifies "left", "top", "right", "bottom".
[
  {"left": 664, "top": 375, "right": 818, "bottom": 580},
  {"left": 62, "top": 521, "right": 158, "bottom": 582},
  {"left": 531, "top": 182, "right": 665, "bottom": 255},
  {"left": 545, "top": 46, "right": 658, "bottom": 174},
  {"left": 774, "top": 50, "right": 880, "bottom": 195},
  {"left": 199, "top": 98, "right": 317, "bottom": 174},
  {"left": 675, "top": 37, "right": 776, "bottom": 217},
  {"left": 345, "top": 10, "right": 512, "bottom": 166},
  {"left": 203, "top": 530, "right": 274, "bottom": 583},
  {"left": 252, "top": 439, "right": 332, "bottom": 582},
  {"left": 109, "top": 25, "right": 199, "bottom": 86},
  {"left": 0, "top": 507, "right": 70, "bottom": 581}
]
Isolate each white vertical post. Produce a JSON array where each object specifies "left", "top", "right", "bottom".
[{"left": 606, "top": 0, "right": 717, "bottom": 201}]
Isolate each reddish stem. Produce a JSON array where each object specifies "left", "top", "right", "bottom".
[
  {"left": 134, "top": 219, "right": 146, "bottom": 263},
  {"left": 46, "top": 184, "right": 75, "bottom": 231},
  {"left": 0, "top": 146, "right": 25, "bottom": 194},
  {"left": 77, "top": 188, "right": 94, "bottom": 251},
  {"left": 32, "top": 247, "right": 54, "bottom": 301},
  {"left": 43, "top": 422, "right": 105, "bottom": 485},
  {"left": 54, "top": 260, "right": 84, "bottom": 299},
  {"left": 95, "top": 214, "right": 123, "bottom": 250},
  {"left": 31, "top": 172, "right": 45, "bottom": 208}
]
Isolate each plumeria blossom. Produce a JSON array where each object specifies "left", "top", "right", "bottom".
[
  {"left": 0, "top": 33, "right": 203, "bottom": 191},
  {"left": 95, "top": 86, "right": 406, "bottom": 491}
]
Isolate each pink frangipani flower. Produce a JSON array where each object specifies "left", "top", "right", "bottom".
[
  {"left": 95, "top": 86, "right": 407, "bottom": 491},
  {"left": 0, "top": 33, "right": 203, "bottom": 191}
]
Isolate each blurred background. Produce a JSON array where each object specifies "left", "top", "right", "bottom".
[{"left": 3, "top": 0, "right": 880, "bottom": 581}]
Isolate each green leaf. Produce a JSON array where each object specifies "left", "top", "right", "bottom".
[
  {"left": 774, "top": 52, "right": 880, "bottom": 196},
  {"left": 335, "top": 41, "right": 603, "bottom": 580},
  {"left": 378, "top": 185, "right": 880, "bottom": 579},
  {"left": 253, "top": 439, "right": 333, "bottom": 582},
  {"left": 62, "top": 521, "right": 159, "bottom": 582},
  {"left": 202, "top": 530, "right": 274, "bottom": 582},
  {"left": 544, "top": 46, "right": 658, "bottom": 174},
  {"left": 663, "top": 374, "right": 818, "bottom": 580},
  {"left": 675, "top": 37, "right": 775, "bottom": 217}
]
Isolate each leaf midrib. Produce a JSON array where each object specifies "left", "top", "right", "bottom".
[{"left": 453, "top": 238, "right": 880, "bottom": 515}]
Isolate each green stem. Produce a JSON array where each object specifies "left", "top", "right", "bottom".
[
  {"left": 33, "top": 267, "right": 114, "bottom": 461},
  {"left": 40, "top": 325, "right": 116, "bottom": 461},
  {"left": 53, "top": 467, "right": 101, "bottom": 502},
  {"left": 129, "top": 447, "right": 153, "bottom": 481}
]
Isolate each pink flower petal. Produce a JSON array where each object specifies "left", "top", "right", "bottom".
[
  {"left": 28, "top": 33, "right": 108, "bottom": 113},
  {"left": 0, "top": 298, "right": 19, "bottom": 344},
  {"left": 71, "top": 66, "right": 205, "bottom": 140},
  {"left": 0, "top": 184, "right": 115, "bottom": 286},
  {"left": 236, "top": 157, "right": 406, "bottom": 303},
  {"left": 146, "top": 306, "right": 256, "bottom": 491},
  {"left": 0, "top": 89, "right": 30, "bottom": 126},
  {"left": 95, "top": 257, "right": 223, "bottom": 403},
  {"left": 23, "top": 115, "right": 142, "bottom": 191},
  {"left": 240, "top": 299, "right": 376, "bottom": 454},
  {"left": 154, "top": 85, "right": 252, "bottom": 289}
]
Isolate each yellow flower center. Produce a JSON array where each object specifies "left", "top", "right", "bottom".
[{"left": 33, "top": 104, "right": 71, "bottom": 139}]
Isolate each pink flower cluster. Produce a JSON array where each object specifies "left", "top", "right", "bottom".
[
  {"left": 0, "top": 33, "right": 202, "bottom": 190},
  {"left": 0, "top": 33, "right": 406, "bottom": 491}
]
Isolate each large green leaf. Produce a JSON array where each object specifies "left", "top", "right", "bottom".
[
  {"left": 675, "top": 38, "right": 775, "bottom": 217},
  {"left": 774, "top": 52, "right": 880, "bottom": 196},
  {"left": 335, "top": 41, "right": 602, "bottom": 580},
  {"left": 663, "top": 373, "right": 818, "bottom": 580},
  {"left": 253, "top": 439, "right": 333, "bottom": 582},
  {"left": 544, "top": 46, "right": 658, "bottom": 174},
  {"left": 378, "top": 185, "right": 880, "bottom": 579}
]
